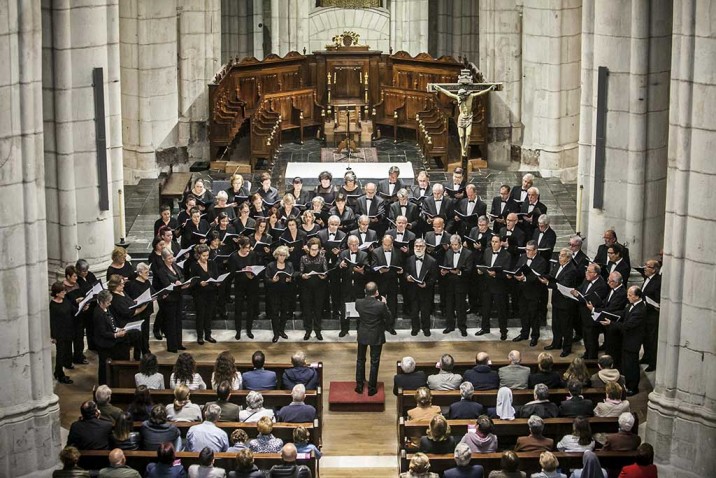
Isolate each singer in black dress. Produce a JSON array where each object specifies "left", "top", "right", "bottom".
[
  {"left": 153, "top": 248, "right": 190, "bottom": 353},
  {"left": 264, "top": 245, "right": 296, "bottom": 343},
  {"left": 49, "top": 282, "right": 76, "bottom": 384},
  {"left": 189, "top": 244, "right": 219, "bottom": 344},
  {"left": 228, "top": 237, "right": 261, "bottom": 340},
  {"left": 299, "top": 237, "right": 328, "bottom": 340},
  {"left": 108, "top": 274, "right": 148, "bottom": 360},
  {"left": 125, "top": 263, "right": 154, "bottom": 355}
]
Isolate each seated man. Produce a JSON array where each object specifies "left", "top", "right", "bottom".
[
  {"left": 603, "top": 412, "right": 641, "bottom": 451},
  {"left": 276, "top": 384, "right": 317, "bottom": 423},
  {"left": 186, "top": 404, "right": 229, "bottom": 452},
  {"left": 589, "top": 354, "right": 627, "bottom": 390},
  {"left": 98, "top": 449, "right": 141, "bottom": 478},
  {"left": 448, "top": 382, "right": 485, "bottom": 419},
  {"left": 95, "top": 385, "right": 123, "bottom": 424},
  {"left": 514, "top": 415, "right": 554, "bottom": 452},
  {"left": 205, "top": 380, "right": 241, "bottom": 422},
  {"left": 498, "top": 350, "right": 530, "bottom": 389},
  {"left": 67, "top": 401, "right": 113, "bottom": 450},
  {"left": 427, "top": 354, "right": 463, "bottom": 391},
  {"left": 187, "top": 448, "right": 226, "bottom": 478},
  {"left": 268, "top": 443, "right": 313, "bottom": 478},
  {"left": 393, "top": 356, "right": 428, "bottom": 396},
  {"left": 518, "top": 384, "right": 559, "bottom": 418},
  {"left": 282, "top": 351, "right": 319, "bottom": 390},
  {"left": 463, "top": 352, "right": 499, "bottom": 390},
  {"left": 243, "top": 350, "right": 277, "bottom": 391},
  {"left": 444, "top": 443, "right": 485, "bottom": 478},
  {"left": 559, "top": 381, "right": 595, "bottom": 417}
]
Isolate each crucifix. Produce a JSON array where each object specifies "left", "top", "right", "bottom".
[{"left": 428, "top": 69, "right": 503, "bottom": 169}]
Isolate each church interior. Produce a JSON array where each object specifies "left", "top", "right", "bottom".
[{"left": 0, "top": 0, "right": 714, "bottom": 477}]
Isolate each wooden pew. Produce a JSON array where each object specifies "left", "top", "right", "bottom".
[
  {"left": 79, "top": 450, "right": 318, "bottom": 477},
  {"left": 158, "top": 171, "right": 192, "bottom": 211},
  {"left": 373, "top": 86, "right": 437, "bottom": 141},
  {"left": 250, "top": 103, "right": 282, "bottom": 166},
  {"left": 263, "top": 87, "right": 325, "bottom": 144},
  {"left": 108, "top": 361, "right": 324, "bottom": 392},
  {"left": 416, "top": 101, "right": 449, "bottom": 168},
  {"left": 396, "top": 359, "right": 598, "bottom": 377},
  {"left": 400, "top": 450, "right": 638, "bottom": 477}
]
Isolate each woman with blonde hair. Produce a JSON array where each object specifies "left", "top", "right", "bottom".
[
  {"left": 407, "top": 387, "right": 441, "bottom": 422},
  {"left": 247, "top": 416, "right": 283, "bottom": 453},
  {"left": 562, "top": 357, "right": 591, "bottom": 387},
  {"left": 594, "top": 381, "right": 631, "bottom": 417},
  {"left": 212, "top": 350, "right": 242, "bottom": 390},
  {"left": 165, "top": 384, "right": 202, "bottom": 422},
  {"left": 531, "top": 451, "right": 566, "bottom": 478},
  {"left": 420, "top": 415, "right": 458, "bottom": 454},
  {"left": 265, "top": 245, "right": 295, "bottom": 343},
  {"left": 293, "top": 426, "right": 322, "bottom": 458},
  {"left": 399, "top": 452, "right": 439, "bottom": 478},
  {"left": 106, "top": 246, "right": 134, "bottom": 282}
]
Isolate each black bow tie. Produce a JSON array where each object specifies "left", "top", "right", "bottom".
[
  {"left": 469, "top": 200, "right": 475, "bottom": 204},
  {"left": 493, "top": 252, "right": 499, "bottom": 255},
  {"left": 329, "top": 234, "right": 335, "bottom": 238},
  {"left": 501, "top": 201, "right": 506, "bottom": 204},
  {"left": 416, "top": 257, "right": 423, "bottom": 262}
]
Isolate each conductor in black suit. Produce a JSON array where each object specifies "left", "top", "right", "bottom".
[
  {"left": 355, "top": 282, "right": 391, "bottom": 396},
  {"left": 598, "top": 286, "right": 647, "bottom": 396}
]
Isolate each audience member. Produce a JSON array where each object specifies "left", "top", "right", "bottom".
[
  {"left": 294, "top": 426, "right": 322, "bottom": 459},
  {"left": 248, "top": 416, "right": 284, "bottom": 453},
  {"left": 399, "top": 452, "right": 439, "bottom": 478},
  {"left": 282, "top": 351, "right": 319, "bottom": 390},
  {"left": 618, "top": 443, "right": 657, "bottom": 478},
  {"left": 228, "top": 449, "right": 264, "bottom": 478},
  {"left": 135, "top": 353, "right": 165, "bottom": 389},
  {"left": 487, "top": 451, "right": 526, "bottom": 478},
  {"left": 276, "top": 384, "right": 317, "bottom": 422},
  {"left": 448, "top": 381, "right": 485, "bottom": 419},
  {"left": 514, "top": 415, "right": 554, "bottom": 452},
  {"left": 498, "top": 350, "right": 530, "bottom": 390},
  {"left": 52, "top": 446, "right": 90, "bottom": 478},
  {"left": 530, "top": 451, "right": 566, "bottom": 478},
  {"left": 98, "top": 449, "right": 141, "bottom": 478},
  {"left": 489, "top": 387, "right": 516, "bottom": 420},
  {"left": 205, "top": 381, "right": 241, "bottom": 422},
  {"left": 186, "top": 403, "right": 229, "bottom": 452},
  {"left": 187, "top": 447, "right": 226, "bottom": 478},
  {"left": 394, "top": 356, "right": 428, "bottom": 396},
  {"left": 211, "top": 350, "right": 242, "bottom": 390},
  {"left": 239, "top": 391, "right": 275, "bottom": 422},
  {"left": 594, "top": 382, "right": 631, "bottom": 417},
  {"left": 464, "top": 352, "right": 499, "bottom": 390},
  {"left": 67, "top": 401, "right": 113, "bottom": 450},
  {"left": 558, "top": 381, "right": 595, "bottom": 417},
  {"left": 267, "top": 443, "right": 312, "bottom": 478},
  {"left": 146, "top": 443, "right": 187, "bottom": 478},
  {"left": 140, "top": 405, "right": 182, "bottom": 452},
  {"left": 95, "top": 385, "right": 123, "bottom": 424},
  {"left": 243, "top": 351, "right": 278, "bottom": 390},
  {"left": 420, "top": 415, "right": 459, "bottom": 454},
  {"left": 166, "top": 384, "right": 203, "bottom": 422},
  {"left": 562, "top": 357, "right": 591, "bottom": 388},
  {"left": 407, "top": 387, "right": 441, "bottom": 422},
  {"left": 127, "top": 385, "right": 153, "bottom": 422},
  {"left": 589, "top": 355, "right": 626, "bottom": 390},
  {"left": 460, "top": 415, "right": 498, "bottom": 453},
  {"left": 518, "top": 384, "right": 559, "bottom": 419},
  {"left": 603, "top": 412, "right": 641, "bottom": 451},
  {"left": 556, "top": 416, "right": 595, "bottom": 452},
  {"left": 227, "top": 429, "right": 250, "bottom": 453},
  {"left": 427, "top": 354, "right": 463, "bottom": 390},
  {"left": 110, "top": 412, "right": 140, "bottom": 451},
  {"left": 444, "top": 443, "right": 484, "bottom": 478},
  {"left": 170, "top": 353, "right": 207, "bottom": 390},
  {"left": 568, "top": 450, "right": 607, "bottom": 478},
  {"left": 528, "top": 353, "right": 563, "bottom": 389}
]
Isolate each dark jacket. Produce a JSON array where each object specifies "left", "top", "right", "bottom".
[
  {"left": 355, "top": 296, "right": 391, "bottom": 346},
  {"left": 448, "top": 399, "right": 485, "bottom": 419},
  {"left": 67, "top": 417, "right": 113, "bottom": 450},
  {"left": 229, "top": 466, "right": 265, "bottom": 478},
  {"left": 282, "top": 366, "right": 319, "bottom": 390},
  {"left": 518, "top": 400, "right": 559, "bottom": 419},
  {"left": 558, "top": 396, "right": 595, "bottom": 417},
  {"left": 528, "top": 371, "right": 564, "bottom": 389},
  {"left": 268, "top": 464, "right": 312, "bottom": 478},
  {"left": 276, "top": 402, "right": 317, "bottom": 423},
  {"left": 444, "top": 465, "right": 485, "bottom": 478},
  {"left": 243, "top": 369, "right": 278, "bottom": 391},
  {"left": 463, "top": 365, "right": 499, "bottom": 390},
  {"left": 145, "top": 463, "right": 187, "bottom": 478},
  {"left": 139, "top": 421, "right": 180, "bottom": 452},
  {"left": 393, "top": 371, "right": 428, "bottom": 395}
]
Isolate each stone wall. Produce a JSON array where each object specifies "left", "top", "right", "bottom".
[
  {"left": 430, "top": 0, "right": 479, "bottom": 63},
  {"left": 307, "top": 6, "right": 391, "bottom": 53},
  {"left": 0, "top": 1, "right": 62, "bottom": 476}
]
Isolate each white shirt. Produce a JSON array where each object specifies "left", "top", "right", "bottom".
[
  {"left": 400, "top": 205, "right": 407, "bottom": 216},
  {"left": 556, "top": 264, "right": 564, "bottom": 278},
  {"left": 415, "top": 255, "right": 424, "bottom": 276},
  {"left": 384, "top": 250, "right": 392, "bottom": 265},
  {"left": 434, "top": 199, "right": 443, "bottom": 213},
  {"left": 467, "top": 200, "right": 475, "bottom": 215},
  {"left": 537, "top": 232, "right": 544, "bottom": 245},
  {"left": 452, "top": 250, "right": 461, "bottom": 268},
  {"left": 388, "top": 183, "right": 396, "bottom": 195},
  {"left": 490, "top": 251, "right": 499, "bottom": 267},
  {"left": 434, "top": 233, "right": 443, "bottom": 246},
  {"left": 500, "top": 201, "right": 507, "bottom": 213},
  {"left": 350, "top": 252, "right": 357, "bottom": 263}
]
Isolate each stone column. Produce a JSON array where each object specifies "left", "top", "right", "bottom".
[
  {"left": 577, "top": 0, "right": 671, "bottom": 263},
  {"left": 391, "top": 0, "right": 428, "bottom": 54},
  {"left": 0, "top": 1, "right": 62, "bottom": 476},
  {"left": 43, "top": 0, "right": 123, "bottom": 271},
  {"left": 645, "top": 1, "right": 716, "bottom": 476},
  {"left": 520, "top": 0, "right": 581, "bottom": 180}
]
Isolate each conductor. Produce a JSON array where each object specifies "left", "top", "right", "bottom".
[{"left": 355, "top": 281, "right": 391, "bottom": 396}]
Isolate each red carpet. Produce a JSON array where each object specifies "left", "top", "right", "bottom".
[{"left": 328, "top": 381, "right": 385, "bottom": 412}]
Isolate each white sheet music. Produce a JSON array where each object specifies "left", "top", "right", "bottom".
[{"left": 557, "top": 283, "right": 579, "bottom": 301}]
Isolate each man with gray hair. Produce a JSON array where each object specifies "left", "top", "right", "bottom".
[
  {"left": 441, "top": 234, "right": 474, "bottom": 336},
  {"left": 510, "top": 173, "right": 534, "bottom": 204},
  {"left": 98, "top": 449, "right": 141, "bottom": 478},
  {"left": 515, "top": 415, "right": 554, "bottom": 452},
  {"left": 393, "top": 356, "right": 427, "bottom": 396},
  {"left": 603, "top": 412, "right": 641, "bottom": 451},
  {"left": 186, "top": 403, "right": 229, "bottom": 452},
  {"left": 276, "top": 384, "right": 316, "bottom": 423},
  {"left": 427, "top": 354, "right": 463, "bottom": 390},
  {"left": 498, "top": 350, "right": 530, "bottom": 389},
  {"left": 448, "top": 381, "right": 485, "bottom": 419},
  {"left": 95, "top": 384, "right": 123, "bottom": 423},
  {"left": 444, "top": 442, "right": 485, "bottom": 478},
  {"left": 282, "top": 351, "right": 318, "bottom": 390},
  {"left": 519, "top": 186, "right": 546, "bottom": 238},
  {"left": 518, "top": 384, "right": 559, "bottom": 418}
]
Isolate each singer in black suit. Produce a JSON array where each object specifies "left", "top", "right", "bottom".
[
  {"left": 388, "top": 190, "right": 420, "bottom": 231},
  {"left": 601, "top": 243, "right": 631, "bottom": 282},
  {"left": 420, "top": 184, "right": 455, "bottom": 233},
  {"left": 338, "top": 235, "right": 370, "bottom": 336},
  {"left": 509, "top": 174, "right": 534, "bottom": 204},
  {"left": 453, "top": 184, "right": 487, "bottom": 236},
  {"left": 541, "top": 248, "right": 580, "bottom": 357},
  {"left": 594, "top": 229, "right": 631, "bottom": 270},
  {"left": 376, "top": 166, "right": 404, "bottom": 205},
  {"left": 153, "top": 248, "right": 190, "bottom": 353},
  {"left": 490, "top": 185, "right": 520, "bottom": 232},
  {"left": 590, "top": 272, "right": 628, "bottom": 365},
  {"left": 640, "top": 260, "right": 662, "bottom": 371},
  {"left": 318, "top": 217, "right": 347, "bottom": 323},
  {"left": 568, "top": 235, "right": 590, "bottom": 340},
  {"left": 349, "top": 215, "right": 379, "bottom": 247},
  {"left": 476, "top": 235, "right": 512, "bottom": 339},
  {"left": 371, "top": 236, "right": 403, "bottom": 332},
  {"left": 572, "top": 263, "right": 609, "bottom": 359},
  {"left": 441, "top": 235, "right": 474, "bottom": 336},
  {"left": 354, "top": 183, "right": 386, "bottom": 235},
  {"left": 519, "top": 187, "right": 547, "bottom": 238},
  {"left": 465, "top": 217, "right": 493, "bottom": 313},
  {"left": 355, "top": 282, "right": 391, "bottom": 396},
  {"left": 599, "top": 286, "right": 647, "bottom": 395},
  {"left": 510, "top": 241, "right": 549, "bottom": 346},
  {"left": 404, "top": 239, "right": 438, "bottom": 336}
]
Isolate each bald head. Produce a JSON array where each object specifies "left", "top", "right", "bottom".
[
  {"left": 281, "top": 443, "right": 298, "bottom": 462},
  {"left": 108, "top": 448, "right": 125, "bottom": 467},
  {"left": 508, "top": 350, "right": 522, "bottom": 364},
  {"left": 476, "top": 352, "right": 490, "bottom": 365}
]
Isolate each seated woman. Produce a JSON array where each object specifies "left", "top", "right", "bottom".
[
  {"left": 619, "top": 443, "right": 657, "bottom": 478},
  {"left": 460, "top": 415, "right": 498, "bottom": 453},
  {"left": 568, "top": 450, "right": 607, "bottom": 478},
  {"left": 146, "top": 442, "right": 187, "bottom": 478},
  {"left": 188, "top": 448, "right": 226, "bottom": 478},
  {"left": 135, "top": 353, "right": 165, "bottom": 389},
  {"left": 399, "top": 452, "right": 439, "bottom": 478},
  {"left": 110, "top": 411, "right": 140, "bottom": 450},
  {"left": 211, "top": 350, "right": 242, "bottom": 390},
  {"left": 594, "top": 381, "right": 631, "bottom": 417},
  {"left": 228, "top": 449, "right": 264, "bottom": 478},
  {"left": 165, "top": 384, "right": 203, "bottom": 422},
  {"left": 293, "top": 426, "right": 322, "bottom": 459},
  {"left": 238, "top": 391, "right": 275, "bottom": 422},
  {"left": 407, "top": 387, "right": 442, "bottom": 422},
  {"left": 556, "top": 416, "right": 595, "bottom": 452},
  {"left": 420, "top": 415, "right": 458, "bottom": 454},
  {"left": 487, "top": 451, "right": 526, "bottom": 478},
  {"left": 247, "top": 416, "right": 284, "bottom": 453},
  {"left": 528, "top": 352, "right": 564, "bottom": 389},
  {"left": 562, "top": 357, "right": 591, "bottom": 388},
  {"left": 531, "top": 451, "right": 566, "bottom": 478},
  {"left": 126, "top": 385, "right": 153, "bottom": 422},
  {"left": 169, "top": 352, "right": 207, "bottom": 390},
  {"left": 140, "top": 405, "right": 182, "bottom": 452},
  {"left": 52, "top": 446, "right": 90, "bottom": 478},
  {"left": 228, "top": 429, "right": 250, "bottom": 452}
]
